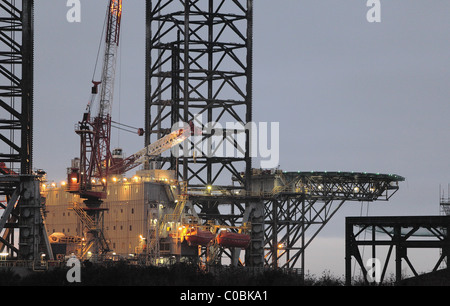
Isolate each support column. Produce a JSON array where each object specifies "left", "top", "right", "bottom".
[{"left": 244, "top": 201, "right": 264, "bottom": 267}]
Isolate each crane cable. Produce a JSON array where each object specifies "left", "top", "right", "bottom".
[
  {"left": 116, "top": 28, "right": 123, "bottom": 147},
  {"left": 92, "top": 5, "right": 109, "bottom": 84}
]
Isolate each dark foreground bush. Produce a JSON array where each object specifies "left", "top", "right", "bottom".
[{"left": 0, "top": 262, "right": 309, "bottom": 286}]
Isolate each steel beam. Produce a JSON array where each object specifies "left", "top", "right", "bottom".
[
  {"left": 259, "top": 171, "right": 404, "bottom": 272},
  {"left": 345, "top": 215, "right": 450, "bottom": 285}
]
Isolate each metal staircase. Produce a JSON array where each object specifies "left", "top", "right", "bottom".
[
  {"left": 173, "top": 181, "right": 188, "bottom": 220},
  {"left": 148, "top": 181, "right": 189, "bottom": 263},
  {"left": 157, "top": 181, "right": 189, "bottom": 236},
  {"left": 70, "top": 202, "right": 110, "bottom": 258},
  {"left": 72, "top": 202, "right": 95, "bottom": 229}
]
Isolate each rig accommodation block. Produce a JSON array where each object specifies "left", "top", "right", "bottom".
[{"left": 44, "top": 170, "right": 199, "bottom": 262}]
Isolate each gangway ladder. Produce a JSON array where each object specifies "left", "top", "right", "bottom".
[
  {"left": 70, "top": 202, "right": 110, "bottom": 258},
  {"left": 173, "top": 181, "right": 188, "bottom": 221},
  {"left": 148, "top": 181, "right": 189, "bottom": 264},
  {"left": 157, "top": 181, "right": 189, "bottom": 236},
  {"left": 147, "top": 222, "right": 159, "bottom": 265},
  {"left": 72, "top": 202, "right": 95, "bottom": 229}
]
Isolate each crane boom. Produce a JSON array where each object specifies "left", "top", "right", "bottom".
[
  {"left": 110, "top": 122, "right": 201, "bottom": 174},
  {"left": 74, "top": 0, "right": 122, "bottom": 200}
]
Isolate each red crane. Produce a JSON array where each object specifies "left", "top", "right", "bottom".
[
  {"left": 64, "top": 0, "right": 124, "bottom": 256},
  {"left": 69, "top": 0, "right": 123, "bottom": 204}
]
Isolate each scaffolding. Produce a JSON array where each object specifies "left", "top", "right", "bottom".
[{"left": 440, "top": 184, "right": 450, "bottom": 216}]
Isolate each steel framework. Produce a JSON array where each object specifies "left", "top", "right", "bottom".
[
  {"left": 0, "top": 0, "right": 33, "bottom": 174},
  {"left": 145, "top": 0, "right": 253, "bottom": 191},
  {"left": 261, "top": 171, "right": 404, "bottom": 271},
  {"left": 144, "top": 0, "right": 406, "bottom": 271},
  {"left": 440, "top": 187, "right": 450, "bottom": 216},
  {"left": 0, "top": 0, "right": 52, "bottom": 261},
  {"left": 345, "top": 216, "right": 450, "bottom": 285},
  {"left": 185, "top": 171, "right": 404, "bottom": 270},
  {"left": 145, "top": 0, "right": 257, "bottom": 267}
]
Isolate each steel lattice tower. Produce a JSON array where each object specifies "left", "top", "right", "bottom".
[
  {"left": 0, "top": 0, "right": 51, "bottom": 262},
  {"left": 145, "top": 0, "right": 256, "bottom": 266},
  {"left": 145, "top": 0, "right": 253, "bottom": 191},
  {"left": 0, "top": 0, "right": 33, "bottom": 175}
]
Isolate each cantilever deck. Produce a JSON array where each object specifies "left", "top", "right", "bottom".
[{"left": 190, "top": 171, "right": 405, "bottom": 202}]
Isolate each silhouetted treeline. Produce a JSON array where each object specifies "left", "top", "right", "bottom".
[{"left": 0, "top": 262, "right": 425, "bottom": 286}]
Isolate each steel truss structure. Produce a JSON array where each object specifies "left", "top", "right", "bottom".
[
  {"left": 69, "top": 1, "right": 404, "bottom": 272},
  {"left": 145, "top": 0, "right": 253, "bottom": 191},
  {"left": 0, "top": 0, "right": 33, "bottom": 174},
  {"left": 186, "top": 172, "right": 404, "bottom": 269},
  {"left": 262, "top": 172, "right": 404, "bottom": 271},
  {"left": 440, "top": 190, "right": 450, "bottom": 216},
  {"left": 345, "top": 216, "right": 450, "bottom": 285},
  {"left": 0, "top": 1, "right": 406, "bottom": 273},
  {"left": 144, "top": 1, "right": 405, "bottom": 271},
  {"left": 145, "top": 0, "right": 258, "bottom": 266},
  {"left": 0, "top": 0, "right": 51, "bottom": 261}
]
